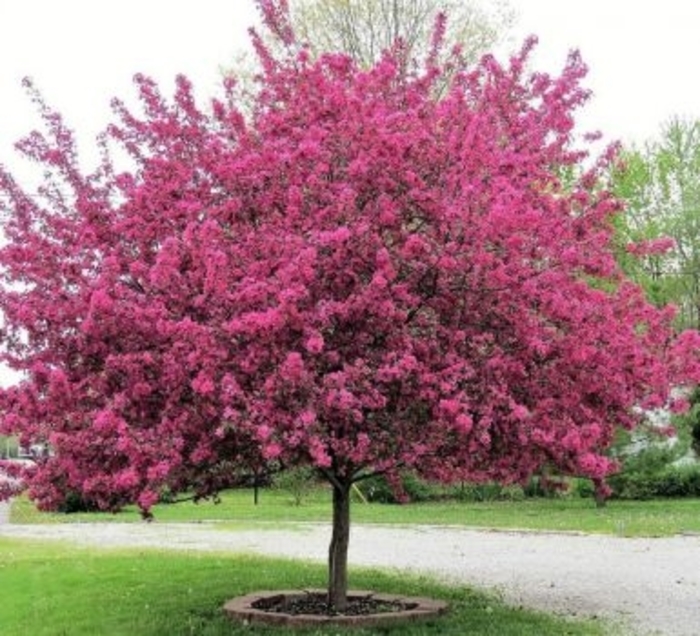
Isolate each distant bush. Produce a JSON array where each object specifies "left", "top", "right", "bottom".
[
  {"left": 0, "top": 436, "right": 19, "bottom": 459},
  {"left": 57, "top": 491, "right": 104, "bottom": 514},
  {"left": 356, "top": 472, "right": 434, "bottom": 504},
  {"left": 356, "top": 473, "right": 528, "bottom": 504},
  {"left": 357, "top": 463, "right": 700, "bottom": 504},
  {"left": 692, "top": 422, "right": 700, "bottom": 457},
  {"left": 451, "top": 482, "right": 502, "bottom": 502},
  {"left": 273, "top": 466, "right": 318, "bottom": 505},
  {"left": 572, "top": 478, "right": 595, "bottom": 499},
  {"left": 654, "top": 465, "right": 700, "bottom": 497},
  {"left": 604, "top": 426, "right": 685, "bottom": 500},
  {"left": 593, "top": 396, "right": 700, "bottom": 502},
  {"left": 447, "top": 482, "right": 526, "bottom": 502},
  {"left": 681, "top": 386, "right": 700, "bottom": 454},
  {"left": 608, "top": 463, "right": 700, "bottom": 499}
]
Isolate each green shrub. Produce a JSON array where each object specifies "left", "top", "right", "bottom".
[
  {"left": 654, "top": 464, "right": 700, "bottom": 497},
  {"left": 677, "top": 386, "right": 700, "bottom": 457},
  {"left": 0, "top": 436, "right": 19, "bottom": 459},
  {"left": 273, "top": 466, "right": 318, "bottom": 505},
  {"left": 449, "top": 482, "right": 526, "bottom": 502},
  {"left": 692, "top": 421, "right": 700, "bottom": 457},
  {"left": 457, "top": 483, "right": 503, "bottom": 502},
  {"left": 609, "top": 463, "right": 700, "bottom": 499},
  {"left": 356, "top": 475, "right": 529, "bottom": 504},
  {"left": 572, "top": 478, "right": 595, "bottom": 499},
  {"left": 57, "top": 491, "right": 104, "bottom": 514},
  {"left": 356, "top": 472, "right": 435, "bottom": 503},
  {"left": 606, "top": 433, "right": 683, "bottom": 500}
]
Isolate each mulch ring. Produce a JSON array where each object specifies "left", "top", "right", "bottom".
[{"left": 224, "top": 589, "right": 448, "bottom": 628}]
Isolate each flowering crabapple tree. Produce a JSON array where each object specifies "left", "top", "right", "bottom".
[{"left": 1, "top": 1, "right": 700, "bottom": 610}]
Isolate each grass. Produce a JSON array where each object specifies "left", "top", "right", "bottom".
[
  {"left": 0, "top": 537, "right": 610, "bottom": 636},
  {"left": 11, "top": 486, "right": 700, "bottom": 537}
]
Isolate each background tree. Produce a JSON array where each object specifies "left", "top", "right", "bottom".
[
  {"left": 289, "top": 0, "right": 514, "bottom": 67},
  {"left": 611, "top": 118, "right": 700, "bottom": 330},
  {"left": 226, "top": 0, "right": 514, "bottom": 107},
  {"left": 2, "top": 1, "right": 700, "bottom": 612}
]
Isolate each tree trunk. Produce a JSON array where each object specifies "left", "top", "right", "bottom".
[
  {"left": 593, "top": 478, "right": 607, "bottom": 508},
  {"left": 328, "top": 480, "right": 351, "bottom": 611},
  {"left": 253, "top": 467, "right": 261, "bottom": 506},
  {"left": 594, "top": 490, "right": 607, "bottom": 508}
]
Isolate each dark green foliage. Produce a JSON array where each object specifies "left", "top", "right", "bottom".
[
  {"left": 356, "top": 473, "right": 527, "bottom": 504},
  {"left": 603, "top": 400, "right": 700, "bottom": 500},
  {"left": 572, "top": 478, "right": 595, "bottom": 499},
  {"left": 452, "top": 482, "right": 526, "bottom": 502},
  {"left": 681, "top": 387, "right": 700, "bottom": 456},
  {"left": 356, "top": 472, "right": 434, "bottom": 503},
  {"left": 56, "top": 491, "right": 103, "bottom": 514},
  {"left": 609, "top": 463, "right": 700, "bottom": 499},
  {"left": 607, "top": 427, "right": 700, "bottom": 499},
  {"left": 692, "top": 422, "right": 700, "bottom": 456},
  {"left": 607, "top": 436, "right": 676, "bottom": 500}
]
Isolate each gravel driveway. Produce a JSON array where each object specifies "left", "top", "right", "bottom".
[{"left": 1, "top": 520, "right": 698, "bottom": 635}]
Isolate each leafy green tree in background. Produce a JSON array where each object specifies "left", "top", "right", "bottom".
[
  {"left": 608, "top": 122, "right": 700, "bottom": 497},
  {"left": 611, "top": 118, "right": 700, "bottom": 330}
]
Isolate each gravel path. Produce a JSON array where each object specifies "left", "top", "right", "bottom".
[{"left": 1, "top": 521, "right": 699, "bottom": 635}]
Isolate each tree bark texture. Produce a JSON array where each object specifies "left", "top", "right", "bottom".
[{"left": 328, "top": 480, "right": 351, "bottom": 610}]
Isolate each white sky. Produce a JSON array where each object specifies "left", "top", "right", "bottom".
[
  {"left": 1, "top": 0, "right": 700, "bottom": 174},
  {"left": 510, "top": 1, "right": 700, "bottom": 145}
]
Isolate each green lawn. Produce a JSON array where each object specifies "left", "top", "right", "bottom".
[
  {"left": 0, "top": 538, "right": 609, "bottom": 636},
  {"left": 11, "top": 486, "right": 700, "bottom": 537},
  {"left": 6, "top": 489, "right": 680, "bottom": 634}
]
